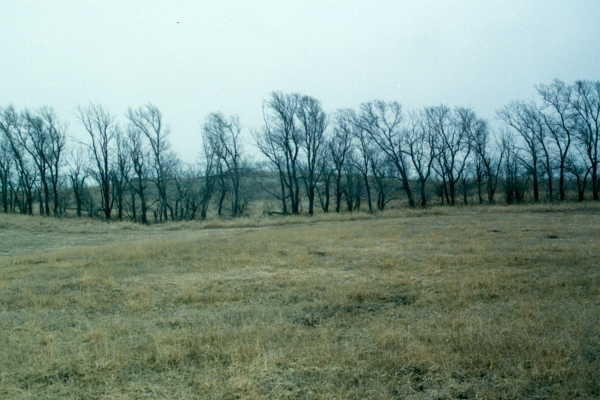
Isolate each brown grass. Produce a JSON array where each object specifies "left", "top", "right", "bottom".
[{"left": 1, "top": 203, "right": 599, "bottom": 399}]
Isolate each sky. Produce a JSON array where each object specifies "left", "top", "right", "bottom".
[{"left": 2, "top": 0, "right": 600, "bottom": 162}]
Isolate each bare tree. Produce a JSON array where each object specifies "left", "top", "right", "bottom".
[
  {"left": 571, "top": 80, "right": 600, "bottom": 200},
  {"left": 330, "top": 111, "right": 354, "bottom": 212},
  {"left": 370, "top": 149, "right": 395, "bottom": 210},
  {"left": 198, "top": 137, "right": 217, "bottom": 220},
  {"left": 19, "top": 108, "right": 67, "bottom": 216},
  {"left": 537, "top": 80, "right": 575, "bottom": 201},
  {"left": 499, "top": 102, "right": 542, "bottom": 202},
  {"left": 20, "top": 111, "right": 52, "bottom": 215},
  {"left": 527, "top": 104, "right": 554, "bottom": 201},
  {"left": 0, "top": 106, "right": 36, "bottom": 214},
  {"left": 358, "top": 100, "right": 416, "bottom": 207},
  {"left": 471, "top": 123, "right": 504, "bottom": 203},
  {"left": 112, "top": 129, "right": 131, "bottom": 221},
  {"left": 0, "top": 135, "right": 14, "bottom": 212},
  {"left": 342, "top": 150, "right": 362, "bottom": 211},
  {"left": 78, "top": 104, "right": 117, "bottom": 219},
  {"left": 44, "top": 109, "right": 67, "bottom": 216},
  {"left": 174, "top": 165, "right": 201, "bottom": 220},
  {"left": 126, "top": 122, "right": 150, "bottom": 223},
  {"left": 471, "top": 127, "right": 486, "bottom": 204},
  {"left": 203, "top": 113, "right": 244, "bottom": 217},
  {"left": 255, "top": 127, "right": 289, "bottom": 215},
  {"left": 127, "top": 104, "right": 172, "bottom": 221},
  {"left": 258, "top": 92, "right": 303, "bottom": 214},
  {"left": 297, "top": 95, "right": 327, "bottom": 215},
  {"left": 67, "top": 146, "right": 88, "bottom": 217},
  {"left": 3, "top": 78, "right": 599, "bottom": 223},
  {"left": 171, "top": 160, "right": 198, "bottom": 220},
  {"left": 349, "top": 109, "right": 376, "bottom": 212},
  {"left": 406, "top": 110, "right": 436, "bottom": 206},
  {"left": 316, "top": 151, "right": 333, "bottom": 213},
  {"left": 566, "top": 144, "right": 591, "bottom": 201},
  {"left": 213, "top": 151, "right": 228, "bottom": 216},
  {"left": 426, "top": 105, "right": 473, "bottom": 205},
  {"left": 501, "top": 132, "right": 528, "bottom": 203},
  {"left": 0, "top": 134, "right": 13, "bottom": 212}
]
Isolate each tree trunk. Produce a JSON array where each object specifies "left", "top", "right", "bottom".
[
  {"left": 335, "top": 173, "right": 343, "bottom": 213},
  {"left": 592, "top": 161, "right": 598, "bottom": 200},
  {"left": 363, "top": 173, "right": 373, "bottom": 212},
  {"left": 532, "top": 162, "right": 539, "bottom": 202},
  {"left": 419, "top": 179, "right": 427, "bottom": 207},
  {"left": 559, "top": 161, "right": 566, "bottom": 201}
]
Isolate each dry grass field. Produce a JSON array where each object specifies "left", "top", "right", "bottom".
[{"left": 1, "top": 204, "right": 599, "bottom": 399}]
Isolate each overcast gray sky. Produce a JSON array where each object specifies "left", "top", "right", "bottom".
[{"left": 2, "top": 1, "right": 599, "bottom": 161}]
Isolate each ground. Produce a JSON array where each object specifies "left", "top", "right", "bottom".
[{"left": 0, "top": 204, "right": 599, "bottom": 399}]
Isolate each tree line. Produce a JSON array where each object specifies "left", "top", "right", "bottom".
[{"left": 0, "top": 79, "right": 598, "bottom": 222}]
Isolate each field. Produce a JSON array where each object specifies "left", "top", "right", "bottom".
[{"left": 1, "top": 204, "right": 599, "bottom": 399}]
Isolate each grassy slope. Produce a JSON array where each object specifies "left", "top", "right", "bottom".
[{"left": 1, "top": 204, "right": 599, "bottom": 399}]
